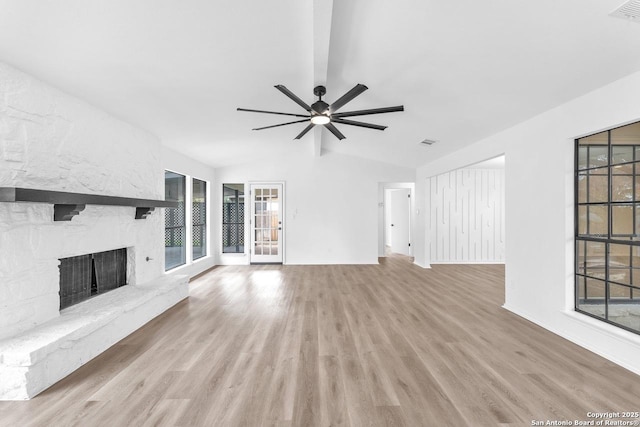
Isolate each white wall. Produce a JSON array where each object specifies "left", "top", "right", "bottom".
[
  {"left": 162, "top": 146, "right": 216, "bottom": 277},
  {"left": 415, "top": 70, "right": 640, "bottom": 375},
  {"left": 0, "top": 62, "right": 165, "bottom": 339},
  {"left": 216, "top": 148, "right": 415, "bottom": 265},
  {"left": 427, "top": 168, "right": 505, "bottom": 263}
]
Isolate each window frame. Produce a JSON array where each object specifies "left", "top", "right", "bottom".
[
  {"left": 222, "top": 183, "right": 245, "bottom": 254},
  {"left": 165, "top": 170, "right": 187, "bottom": 271},
  {"left": 192, "top": 178, "right": 207, "bottom": 261},
  {"left": 575, "top": 121, "right": 640, "bottom": 335},
  {"left": 165, "top": 170, "right": 210, "bottom": 272}
]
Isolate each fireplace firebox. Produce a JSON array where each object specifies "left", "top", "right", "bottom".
[{"left": 59, "top": 248, "right": 127, "bottom": 309}]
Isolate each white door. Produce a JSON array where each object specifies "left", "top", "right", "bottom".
[
  {"left": 250, "top": 183, "right": 284, "bottom": 263},
  {"left": 389, "top": 188, "right": 411, "bottom": 256}
]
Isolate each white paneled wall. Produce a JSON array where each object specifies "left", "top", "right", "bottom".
[{"left": 428, "top": 168, "right": 505, "bottom": 263}]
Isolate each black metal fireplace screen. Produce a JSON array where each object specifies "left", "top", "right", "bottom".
[{"left": 59, "top": 248, "right": 127, "bottom": 309}]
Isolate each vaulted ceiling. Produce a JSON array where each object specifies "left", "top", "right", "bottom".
[{"left": 1, "top": 0, "right": 640, "bottom": 168}]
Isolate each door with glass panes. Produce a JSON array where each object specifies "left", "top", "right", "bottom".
[{"left": 250, "top": 183, "right": 284, "bottom": 263}]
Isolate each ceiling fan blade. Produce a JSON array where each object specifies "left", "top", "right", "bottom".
[
  {"left": 332, "top": 118, "right": 387, "bottom": 131},
  {"left": 294, "top": 123, "right": 315, "bottom": 140},
  {"left": 237, "top": 108, "right": 309, "bottom": 118},
  {"left": 329, "top": 84, "right": 368, "bottom": 113},
  {"left": 274, "top": 85, "right": 311, "bottom": 112},
  {"left": 332, "top": 105, "right": 404, "bottom": 118},
  {"left": 324, "top": 123, "right": 346, "bottom": 140},
  {"left": 252, "top": 119, "right": 310, "bottom": 131}
]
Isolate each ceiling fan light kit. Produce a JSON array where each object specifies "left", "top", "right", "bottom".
[
  {"left": 238, "top": 84, "right": 404, "bottom": 140},
  {"left": 310, "top": 115, "right": 330, "bottom": 125}
]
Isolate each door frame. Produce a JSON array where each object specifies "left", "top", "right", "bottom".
[
  {"left": 249, "top": 181, "right": 286, "bottom": 264},
  {"left": 388, "top": 188, "right": 412, "bottom": 256},
  {"left": 379, "top": 182, "right": 415, "bottom": 257}
]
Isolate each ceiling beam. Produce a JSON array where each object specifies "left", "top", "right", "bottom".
[{"left": 311, "top": 0, "right": 334, "bottom": 157}]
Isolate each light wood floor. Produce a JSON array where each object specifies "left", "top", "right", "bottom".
[{"left": 2, "top": 257, "right": 640, "bottom": 426}]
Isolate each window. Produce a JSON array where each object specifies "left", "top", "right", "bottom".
[
  {"left": 223, "top": 184, "right": 245, "bottom": 253},
  {"left": 192, "top": 178, "right": 207, "bottom": 260},
  {"left": 575, "top": 121, "right": 640, "bottom": 334},
  {"left": 165, "top": 171, "right": 186, "bottom": 270}
]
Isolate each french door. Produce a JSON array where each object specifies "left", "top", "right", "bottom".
[{"left": 250, "top": 183, "right": 284, "bottom": 263}]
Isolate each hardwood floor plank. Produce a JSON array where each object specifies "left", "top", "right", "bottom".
[
  {"left": 318, "top": 355, "right": 349, "bottom": 427},
  {"left": 292, "top": 301, "right": 321, "bottom": 426}
]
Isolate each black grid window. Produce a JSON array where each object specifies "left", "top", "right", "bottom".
[
  {"left": 192, "top": 178, "right": 207, "bottom": 260},
  {"left": 575, "top": 121, "right": 640, "bottom": 334},
  {"left": 165, "top": 171, "right": 186, "bottom": 271},
  {"left": 223, "top": 184, "right": 245, "bottom": 253}
]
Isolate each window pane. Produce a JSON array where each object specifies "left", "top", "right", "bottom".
[
  {"left": 612, "top": 205, "right": 633, "bottom": 236},
  {"left": 608, "top": 283, "right": 640, "bottom": 332},
  {"left": 577, "top": 174, "right": 587, "bottom": 203},
  {"left": 192, "top": 178, "right": 207, "bottom": 260},
  {"left": 223, "top": 184, "right": 245, "bottom": 253},
  {"left": 580, "top": 131, "right": 608, "bottom": 146},
  {"left": 611, "top": 122, "right": 640, "bottom": 145},
  {"left": 578, "top": 206, "right": 587, "bottom": 235},
  {"left": 578, "top": 146, "right": 588, "bottom": 170},
  {"left": 609, "top": 244, "right": 631, "bottom": 285},
  {"left": 612, "top": 146, "right": 634, "bottom": 164},
  {"left": 588, "top": 146, "right": 608, "bottom": 168},
  {"left": 577, "top": 278, "right": 606, "bottom": 318},
  {"left": 587, "top": 205, "right": 608, "bottom": 236},
  {"left": 576, "top": 240, "right": 586, "bottom": 275},
  {"left": 165, "top": 171, "right": 186, "bottom": 271},
  {"left": 585, "top": 241, "right": 606, "bottom": 279},
  {"left": 612, "top": 175, "right": 633, "bottom": 201},
  {"left": 609, "top": 282, "right": 632, "bottom": 300},
  {"left": 587, "top": 172, "right": 607, "bottom": 203},
  {"left": 612, "top": 163, "right": 633, "bottom": 175}
]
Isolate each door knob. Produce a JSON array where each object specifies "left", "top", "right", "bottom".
[{"left": 391, "top": 224, "right": 395, "bottom": 227}]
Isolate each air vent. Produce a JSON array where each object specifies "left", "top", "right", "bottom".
[
  {"left": 610, "top": 0, "right": 640, "bottom": 22},
  {"left": 420, "top": 138, "right": 437, "bottom": 146}
]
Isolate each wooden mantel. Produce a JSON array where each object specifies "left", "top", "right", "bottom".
[{"left": 0, "top": 187, "right": 178, "bottom": 221}]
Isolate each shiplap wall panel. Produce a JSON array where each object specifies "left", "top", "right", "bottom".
[{"left": 428, "top": 168, "right": 505, "bottom": 263}]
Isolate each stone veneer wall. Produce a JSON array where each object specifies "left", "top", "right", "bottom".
[{"left": 0, "top": 62, "right": 165, "bottom": 340}]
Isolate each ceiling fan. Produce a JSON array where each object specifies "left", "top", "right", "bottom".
[{"left": 237, "top": 84, "right": 404, "bottom": 140}]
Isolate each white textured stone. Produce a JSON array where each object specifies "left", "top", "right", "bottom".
[{"left": 0, "top": 62, "right": 181, "bottom": 399}]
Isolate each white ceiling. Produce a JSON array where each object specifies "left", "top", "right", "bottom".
[{"left": 1, "top": 0, "right": 640, "bottom": 169}]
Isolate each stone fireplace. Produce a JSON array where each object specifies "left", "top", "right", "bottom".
[{"left": 0, "top": 62, "right": 189, "bottom": 400}]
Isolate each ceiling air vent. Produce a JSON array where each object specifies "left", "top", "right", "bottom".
[
  {"left": 610, "top": 0, "right": 640, "bottom": 22},
  {"left": 420, "top": 138, "right": 437, "bottom": 146}
]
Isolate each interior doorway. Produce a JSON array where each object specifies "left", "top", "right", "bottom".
[
  {"left": 387, "top": 188, "right": 412, "bottom": 256},
  {"left": 380, "top": 182, "right": 414, "bottom": 258},
  {"left": 249, "top": 183, "right": 284, "bottom": 264}
]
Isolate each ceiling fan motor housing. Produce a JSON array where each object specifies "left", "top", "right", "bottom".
[{"left": 311, "top": 100, "right": 329, "bottom": 115}]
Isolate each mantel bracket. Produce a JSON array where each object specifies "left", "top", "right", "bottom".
[
  {"left": 135, "top": 207, "right": 155, "bottom": 220},
  {"left": 54, "top": 204, "right": 86, "bottom": 221}
]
